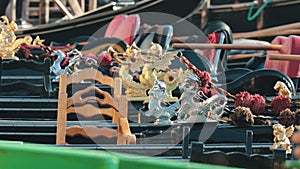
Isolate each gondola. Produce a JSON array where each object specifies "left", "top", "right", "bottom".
[
  {"left": 1, "top": 2, "right": 299, "bottom": 167},
  {"left": 190, "top": 0, "right": 300, "bottom": 37},
  {"left": 15, "top": 0, "right": 205, "bottom": 44}
]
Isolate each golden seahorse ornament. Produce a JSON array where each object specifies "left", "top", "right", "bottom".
[
  {"left": 144, "top": 43, "right": 187, "bottom": 100},
  {"left": 108, "top": 44, "right": 148, "bottom": 98},
  {"left": 0, "top": 16, "right": 34, "bottom": 60},
  {"left": 109, "top": 42, "right": 186, "bottom": 101}
]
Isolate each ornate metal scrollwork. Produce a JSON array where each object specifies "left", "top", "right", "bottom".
[
  {"left": 0, "top": 16, "right": 33, "bottom": 60},
  {"left": 176, "top": 74, "right": 227, "bottom": 123},
  {"left": 109, "top": 42, "right": 186, "bottom": 101}
]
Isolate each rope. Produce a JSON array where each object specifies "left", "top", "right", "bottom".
[{"left": 247, "top": 0, "right": 272, "bottom": 21}]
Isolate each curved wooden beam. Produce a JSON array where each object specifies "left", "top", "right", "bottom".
[{"left": 233, "top": 23, "right": 300, "bottom": 39}]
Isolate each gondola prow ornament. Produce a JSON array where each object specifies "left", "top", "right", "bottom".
[
  {"left": 109, "top": 43, "right": 185, "bottom": 101},
  {"left": 270, "top": 123, "right": 294, "bottom": 154},
  {"left": 274, "top": 81, "right": 292, "bottom": 100},
  {"left": 144, "top": 80, "right": 177, "bottom": 125},
  {"left": 144, "top": 74, "right": 228, "bottom": 124},
  {"left": 50, "top": 50, "right": 66, "bottom": 77},
  {"left": 0, "top": 16, "right": 32, "bottom": 60},
  {"left": 176, "top": 74, "right": 227, "bottom": 123}
]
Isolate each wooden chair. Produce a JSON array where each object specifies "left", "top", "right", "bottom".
[
  {"left": 56, "top": 68, "right": 136, "bottom": 145},
  {"left": 0, "top": 58, "right": 53, "bottom": 97},
  {"left": 190, "top": 142, "right": 286, "bottom": 169}
]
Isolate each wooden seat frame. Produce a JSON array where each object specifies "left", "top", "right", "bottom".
[{"left": 56, "top": 68, "right": 135, "bottom": 145}]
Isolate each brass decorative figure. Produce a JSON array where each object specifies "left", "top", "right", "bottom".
[
  {"left": 274, "top": 81, "right": 292, "bottom": 100},
  {"left": 270, "top": 123, "right": 294, "bottom": 154},
  {"left": 109, "top": 44, "right": 147, "bottom": 98},
  {"left": 109, "top": 43, "right": 186, "bottom": 101},
  {"left": 32, "top": 36, "right": 45, "bottom": 46},
  {"left": 0, "top": 16, "right": 33, "bottom": 60}
]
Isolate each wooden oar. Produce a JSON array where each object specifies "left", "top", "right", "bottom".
[
  {"left": 268, "top": 54, "right": 300, "bottom": 61},
  {"left": 172, "top": 29, "right": 300, "bottom": 42},
  {"left": 233, "top": 21, "right": 300, "bottom": 39},
  {"left": 171, "top": 22, "right": 300, "bottom": 41},
  {"left": 172, "top": 43, "right": 282, "bottom": 51},
  {"left": 171, "top": 36, "right": 189, "bottom": 43},
  {"left": 227, "top": 53, "right": 263, "bottom": 61},
  {"left": 234, "top": 29, "right": 300, "bottom": 39}
]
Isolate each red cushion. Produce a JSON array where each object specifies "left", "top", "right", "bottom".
[
  {"left": 104, "top": 14, "right": 140, "bottom": 45},
  {"left": 265, "top": 35, "right": 300, "bottom": 78}
]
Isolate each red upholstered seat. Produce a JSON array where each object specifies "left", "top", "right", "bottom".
[
  {"left": 104, "top": 14, "right": 140, "bottom": 45},
  {"left": 265, "top": 35, "right": 300, "bottom": 78}
]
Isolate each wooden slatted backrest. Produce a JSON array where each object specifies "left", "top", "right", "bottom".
[
  {"left": 56, "top": 68, "right": 132, "bottom": 145},
  {"left": 59, "top": 68, "right": 126, "bottom": 117}
]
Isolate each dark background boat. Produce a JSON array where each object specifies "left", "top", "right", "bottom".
[
  {"left": 190, "top": 0, "right": 300, "bottom": 40},
  {"left": 15, "top": 0, "right": 204, "bottom": 44}
]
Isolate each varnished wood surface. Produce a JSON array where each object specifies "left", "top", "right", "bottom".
[{"left": 56, "top": 68, "right": 135, "bottom": 145}]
